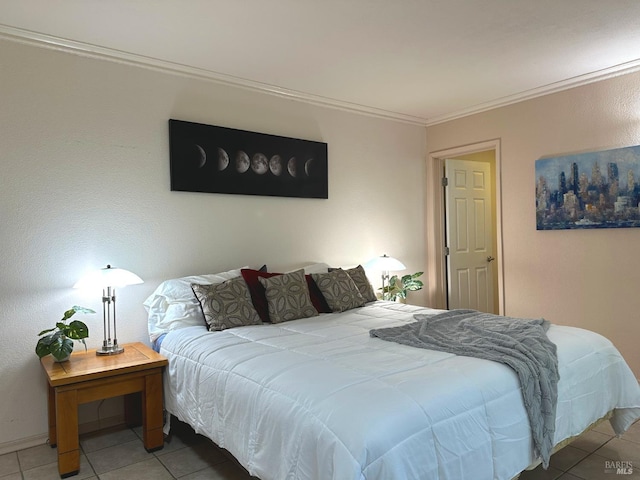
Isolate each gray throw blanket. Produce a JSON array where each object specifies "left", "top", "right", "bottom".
[{"left": 370, "top": 309, "right": 559, "bottom": 469}]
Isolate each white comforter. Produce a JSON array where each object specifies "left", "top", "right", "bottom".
[{"left": 160, "top": 302, "right": 640, "bottom": 480}]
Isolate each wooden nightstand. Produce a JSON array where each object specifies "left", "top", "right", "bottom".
[{"left": 40, "top": 342, "right": 168, "bottom": 478}]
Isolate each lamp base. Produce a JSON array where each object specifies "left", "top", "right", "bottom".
[{"left": 96, "top": 344, "right": 124, "bottom": 356}]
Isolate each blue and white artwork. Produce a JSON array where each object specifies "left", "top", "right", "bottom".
[{"left": 536, "top": 145, "right": 640, "bottom": 230}]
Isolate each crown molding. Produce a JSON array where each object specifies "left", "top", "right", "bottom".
[
  {"left": 0, "top": 23, "right": 428, "bottom": 126},
  {"left": 425, "top": 58, "right": 640, "bottom": 126},
  {"left": 3, "top": 23, "right": 640, "bottom": 128}
]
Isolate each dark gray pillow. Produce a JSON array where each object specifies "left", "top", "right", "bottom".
[
  {"left": 311, "top": 269, "right": 366, "bottom": 312},
  {"left": 344, "top": 265, "right": 377, "bottom": 303},
  {"left": 192, "top": 277, "right": 262, "bottom": 331},
  {"left": 258, "top": 269, "right": 318, "bottom": 323}
]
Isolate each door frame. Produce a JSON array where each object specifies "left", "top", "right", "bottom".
[{"left": 425, "top": 139, "right": 505, "bottom": 314}]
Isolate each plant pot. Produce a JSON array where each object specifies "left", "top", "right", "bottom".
[{"left": 54, "top": 352, "right": 71, "bottom": 362}]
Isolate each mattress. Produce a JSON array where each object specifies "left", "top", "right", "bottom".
[{"left": 160, "top": 301, "right": 640, "bottom": 480}]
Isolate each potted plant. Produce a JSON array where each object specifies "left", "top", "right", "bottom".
[
  {"left": 36, "top": 306, "right": 94, "bottom": 362},
  {"left": 380, "top": 272, "right": 424, "bottom": 302}
]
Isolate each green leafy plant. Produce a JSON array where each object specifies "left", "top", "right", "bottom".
[
  {"left": 380, "top": 272, "right": 424, "bottom": 301},
  {"left": 36, "top": 306, "right": 94, "bottom": 361}
]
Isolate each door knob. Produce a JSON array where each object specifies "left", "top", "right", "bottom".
[{"left": 487, "top": 256, "right": 495, "bottom": 263}]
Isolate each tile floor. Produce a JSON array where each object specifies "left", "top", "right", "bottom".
[{"left": 0, "top": 417, "right": 638, "bottom": 479}]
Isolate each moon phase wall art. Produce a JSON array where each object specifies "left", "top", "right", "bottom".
[{"left": 169, "top": 119, "right": 328, "bottom": 199}]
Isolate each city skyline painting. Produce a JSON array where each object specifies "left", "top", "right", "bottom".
[{"left": 536, "top": 145, "right": 640, "bottom": 230}]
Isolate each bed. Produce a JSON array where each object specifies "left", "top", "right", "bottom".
[{"left": 145, "top": 264, "right": 640, "bottom": 480}]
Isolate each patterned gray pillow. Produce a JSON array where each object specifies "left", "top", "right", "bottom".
[
  {"left": 192, "top": 277, "right": 262, "bottom": 331},
  {"left": 344, "top": 265, "right": 377, "bottom": 303},
  {"left": 311, "top": 268, "right": 366, "bottom": 312},
  {"left": 258, "top": 269, "right": 318, "bottom": 323}
]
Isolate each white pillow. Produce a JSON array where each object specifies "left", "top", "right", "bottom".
[
  {"left": 144, "top": 267, "right": 247, "bottom": 342},
  {"left": 289, "top": 262, "right": 330, "bottom": 274}
]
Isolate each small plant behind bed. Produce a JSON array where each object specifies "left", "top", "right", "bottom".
[{"left": 380, "top": 272, "right": 424, "bottom": 301}]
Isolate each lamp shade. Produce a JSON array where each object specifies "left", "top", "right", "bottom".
[
  {"left": 74, "top": 265, "right": 143, "bottom": 289},
  {"left": 364, "top": 254, "right": 406, "bottom": 272}
]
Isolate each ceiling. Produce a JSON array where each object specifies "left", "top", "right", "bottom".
[{"left": 2, "top": 0, "right": 640, "bottom": 125}]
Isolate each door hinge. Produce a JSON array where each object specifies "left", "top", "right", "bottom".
[
  {"left": 444, "top": 246, "right": 450, "bottom": 256},
  {"left": 442, "top": 177, "right": 448, "bottom": 187}
]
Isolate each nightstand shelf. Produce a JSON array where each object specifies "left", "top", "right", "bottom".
[{"left": 40, "top": 342, "right": 168, "bottom": 478}]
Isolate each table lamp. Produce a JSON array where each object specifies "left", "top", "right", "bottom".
[
  {"left": 364, "top": 254, "right": 406, "bottom": 300},
  {"left": 74, "top": 265, "right": 143, "bottom": 355}
]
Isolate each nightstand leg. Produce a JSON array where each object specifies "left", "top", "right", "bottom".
[
  {"left": 142, "top": 371, "right": 164, "bottom": 452},
  {"left": 47, "top": 383, "right": 57, "bottom": 447},
  {"left": 56, "top": 389, "right": 80, "bottom": 477}
]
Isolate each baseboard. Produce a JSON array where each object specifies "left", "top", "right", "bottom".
[
  {"left": 78, "top": 414, "right": 125, "bottom": 435},
  {"left": 0, "top": 433, "right": 49, "bottom": 456},
  {"left": 0, "top": 414, "right": 125, "bottom": 455}
]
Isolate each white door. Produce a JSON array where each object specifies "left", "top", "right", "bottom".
[{"left": 444, "top": 159, "right": 495, "bottom": 312}]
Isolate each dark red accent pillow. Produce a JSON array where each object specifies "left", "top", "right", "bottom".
[
  {"left": 305, "top": 275, "right": 331, "bottom": 314},
  {"left": 241, "top": 269, "right": 280, "bottom": 322},
  {"left": 241, "top": 268, "right": 331, "bottom": 322}
]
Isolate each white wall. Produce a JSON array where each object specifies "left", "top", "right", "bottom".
[
  {"left": 0, "top": 39, "right": 428, "bottom": 450},
  {"left": 426, "top": 71, "right": 640, "bottom": 378}
]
